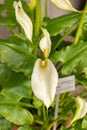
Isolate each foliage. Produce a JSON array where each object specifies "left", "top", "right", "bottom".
[{"left": 0, "top": 0, "right": 87, "bottom": 129}]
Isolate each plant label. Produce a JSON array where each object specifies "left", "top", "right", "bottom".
[{"left": 56, "top": 75, "right": 75, "bottom": 95}]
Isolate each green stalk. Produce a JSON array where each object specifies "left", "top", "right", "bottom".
[
  {"left": 43, "top": 105, "right": 46, "bottom": 121},
  {"left": 46, "top": 116, "right": 68, "bottom": 130},
  {"left": 35, "top": 0, "right": 42, "bottom": 38},
  {"left": 74, "top": 2, "right": 87, "bottom": 45},
  {"left": 34, "top": 120, "right": 44, "bottom": 125},
  {"left": 46, "top": 118, "right": 58, "bottom": 130},
  {"left": 44, "top": 0, "right": 48, "bottom": 17}
]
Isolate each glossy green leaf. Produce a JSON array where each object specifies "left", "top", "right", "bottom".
[
  {"left": 0, "top": 64, "right": 32, "bottom": 101},
  {"left": 0, "top": 35, "right": 35, "bottom": 76},
  {"left": 45, "top": 13, "right": 83, "bottom": 36},
  {"left": 74, "top": 120, "right": 85, "bottom": 130},
  {"left": 18, "top": 125, "right": 32, "bottom": 130},
  {"left": 33, "top": 95, "right": 43, "bottom": 108},
  {"left": 61, "top": 126, "right": 73, "bottom": 130},
  {"left": 0, "top": 4, "right": 6, "bottom": 15},
  {"left": 76, "top": 76, "right": 87, "bottom": 89},
  {"left": 0, "top": 16, "right": 16, "bottom": 27},
  {"left": 0, "top": 104, "right": 33, "bottom": 125},
  {"left": 0, "top": 64, "right": 34, "bottom": 125},
  {"left": 83, "top": 67, "right": 87, "bottom": 78},
  {"left": 0, "top": 116, "right": 12, "bottom": 130},
  {"left": 82, "top": 116, "right": 87, "bottom": 128},
  {"left": 51, "top": 41, "right": 87, "bottom": 75}
]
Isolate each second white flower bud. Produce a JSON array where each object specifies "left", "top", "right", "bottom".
[{"left": 39, "top": 28, "right": 51, "bottom": 58}]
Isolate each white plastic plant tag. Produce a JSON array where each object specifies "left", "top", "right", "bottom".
[{"left": 56, "top": 75, "right": 75, "bottom": 95}]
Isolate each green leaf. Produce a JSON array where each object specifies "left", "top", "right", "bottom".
[
  {"left": 0, "top": 35, "right": 35, "bottom": 76},
  {"left": 50, "top": 41, "right": 87, "bottom": 75},
  {"left": 0, "top": 104, "right": 33, "bottom": 125},
  {"left": 76, "top": 76, "right": 87, "bottom": 89},
  {"left": 0, "top": 115, "right": 12, "bottom": 130},
  {"left": 18, "top": 125, "right": 33, "bottom": 130},
  {"left": 45, "top": 13, "right": 84, "bottom": 36},
  {"left": 0, "top": 64, "right": 34, "bottom": 125},
  {"left": 0, "top": 4, "right": 6, "bottom": 15},
  {"left": 74, "top": 120, "right": 85, "bottom": 130},
  {"left": 33, "top": 95, "right": 43, "bottom": 108},
  {"left": 0, "top": 16, "right": 17, "bottom": 27},
  {"left": 82, "top": 116, "right": 87, "bottom": 129},
  {"left": 60, "top": 126, "right": 73, "bottom": 130},
  {"left": 0, "top": 64, "right": 32, "bottom": 101},
  {"left": 83, "top": 67, "right": 87, "bottom": 78},
  {"left": 0, "top": 65, "right": 34, "bottom": 125}
]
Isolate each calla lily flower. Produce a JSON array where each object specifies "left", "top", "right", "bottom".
[
  {"left": 71, "top": 97, "right": 87, "bottom": 125},
  {"left": 31, "top": 58, "right": 58, "bottom": 108},
  {"left": 39, "top": 28, "right": 51, "bottom": 58},
  {"left": 51, "top": 0, "right": 78, "bottom": 12},
  {"left": 13, "top": 1, "right": 33, "bottom": 41}
]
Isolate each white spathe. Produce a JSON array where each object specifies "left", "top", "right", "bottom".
[
  {"left": 71, "top": 97, "right": 87, "bottom": 124},
  {"left": 51, "top": 0, "right": 78, "bottom": 11},
  {"left": 31, "top": 58, "right": 58, "bottom": 108},
  {"left": 39, "top": 28, "right": 51, "bottom": 58},
  {"left": 13, "top": 1, "right": 33, "bottom": 41}
]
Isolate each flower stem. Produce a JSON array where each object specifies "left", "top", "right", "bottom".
[
  {"left": 35, "top": 0, "right": 42, "bottom": 38},
  {"left": 46, "top": 116, "right": 68, "bottom": 130},
  {"left": 43, "top": 105, "right": 46, "bottom": 121},
  {"left": 34, "top": 120, "right": 44, "bottom": 125},
  {"left": 46, "top": 118, "right": 58, "bottom": 130},
  {"left": 74, "top": 2, "right": 87, "bottom": 45},
  {"left": 44, "top": 0, "right": 48, "bottom": 17}
]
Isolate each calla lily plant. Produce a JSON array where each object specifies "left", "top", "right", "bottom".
[{"left": 0, "top": 0, "right": 87, "bottom": 129}]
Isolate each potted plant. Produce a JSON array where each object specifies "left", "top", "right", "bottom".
[{"left": 0, "top": 0, "right": 87, "bottom": 130}]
